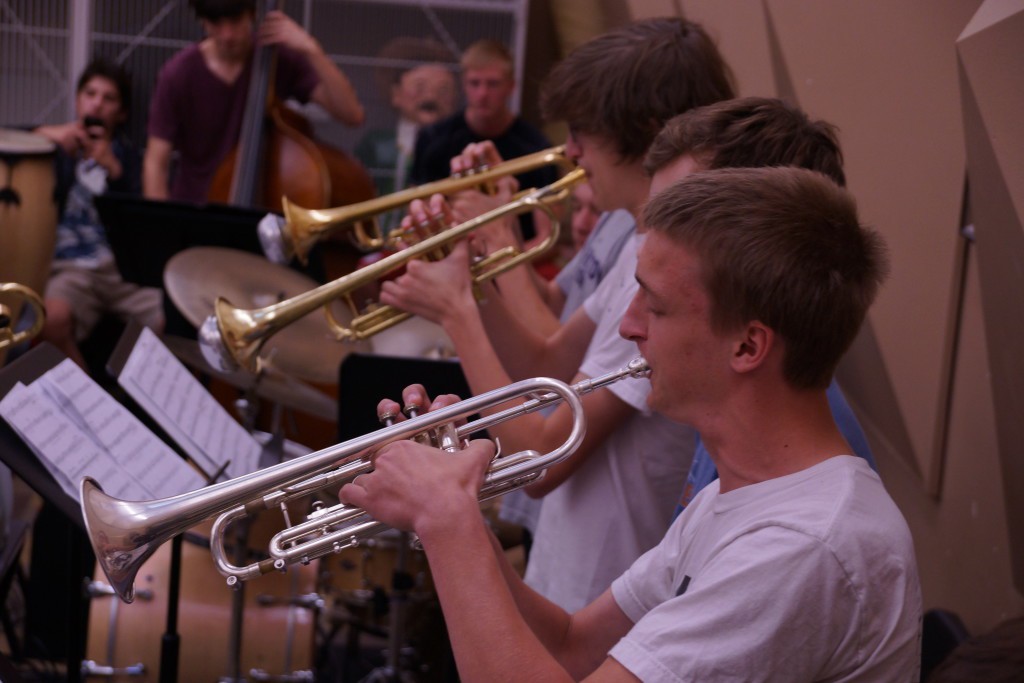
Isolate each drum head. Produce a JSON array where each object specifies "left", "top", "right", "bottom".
[{"left": 0, "top": 128, "right": 55, "bottom": 156}]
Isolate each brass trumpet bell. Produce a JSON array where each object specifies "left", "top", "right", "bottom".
[{"left": 0, "top": 282, "right": 45, "bottom": 351}]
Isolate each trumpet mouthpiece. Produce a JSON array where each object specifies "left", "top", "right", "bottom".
[
  {"left": 627, "top": 357, "right": 651, "bottom": 379},
  {"left": 199, "top": 315, "right": 239, "bottom": 374}
]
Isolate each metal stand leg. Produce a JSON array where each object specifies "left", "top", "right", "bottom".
[{"left": 359, "top": 532, "right": 417, "bottom": 683}]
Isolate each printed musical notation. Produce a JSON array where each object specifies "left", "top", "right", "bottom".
[{"left": 0, "top": 358, "right": 205, "bottom": 502}]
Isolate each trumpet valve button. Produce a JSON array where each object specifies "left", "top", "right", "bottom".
[{"left": 378, "top": 408, "right": 398, "bottom": 427}]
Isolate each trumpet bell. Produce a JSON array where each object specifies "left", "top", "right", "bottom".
[
  {"left": 0, "top": 281, "right": 46, "bottom": 351},
  {"left": 80, "top": 477, "right": 157, "bottom": 603}
]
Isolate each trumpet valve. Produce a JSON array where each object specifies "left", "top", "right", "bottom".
[{"left": 378, "top": 407, "right": 398, "bottom": 427}]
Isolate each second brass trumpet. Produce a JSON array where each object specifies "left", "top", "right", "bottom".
[{"left": 201, "top": 168, "right": 586, "bottom": 375}]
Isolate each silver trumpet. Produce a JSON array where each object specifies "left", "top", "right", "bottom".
[{"left": 80, "top": 358, "right": 650, "bottom": 603}]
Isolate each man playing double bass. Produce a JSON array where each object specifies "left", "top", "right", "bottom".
[{"left": 143, "top": 0, "right": 365, "bottom": 202}]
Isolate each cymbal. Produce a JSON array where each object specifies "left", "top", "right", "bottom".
[
  {"left": 161, "top": 334, "right": 338, "bottom": 422},
  {"left": 164, "top": 247, "right": 369, "bottom": 384}
]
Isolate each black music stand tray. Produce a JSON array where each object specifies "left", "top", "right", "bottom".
[
  {"left": 95, "top": 194, "right": 270, "bottom": 340},
  {"left": 335, "top": 354, "right": 472, "bottom": 681},
  {"left": 336, "top": 354, "right": 473, "bottom": 442},
  {"left": 95, "top": 193, "right": 266, "bottom": 290},
  {"left": 0, "top": 344, "right": 92, "bottom": 683}
]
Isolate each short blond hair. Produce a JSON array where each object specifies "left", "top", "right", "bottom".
[{"left": 460, "top": 39, "right": 513, "bottom": 77}]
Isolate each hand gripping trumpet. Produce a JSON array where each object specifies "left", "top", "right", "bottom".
[
  {"left": 261, "top": 145, "right": 576, "bottom": 265},
  {"left": 80, "top": 358, "right": 650, "bottom": 603},
  {"left": 201, "top": 167, "right": 587, "bottom": 375}
]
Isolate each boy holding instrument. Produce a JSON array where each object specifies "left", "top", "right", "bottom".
[{"left": 143, "top": 0, "right": 364, "bottom": 202}]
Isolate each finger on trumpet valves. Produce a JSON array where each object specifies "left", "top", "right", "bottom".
[
  {"left": 377, "top": 399, "right": 400, "bottom": 427},
  {"left": 402, "top": 387, "right": 426, "bottom": 419},
  {"left": 378, "top": 409, "right": 398, "bottom": 427}
]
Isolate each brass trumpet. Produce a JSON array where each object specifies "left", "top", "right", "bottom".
[
  {"left": 0, "top": 282, "right": 46, "bottom": 350},
  {"left": 80, "top": 357, "right": 650, "bottom": 602},
  {"left": 202, "top": 168, "right": 587, "bottom": 375},
  {"left": 260, "top": 145, "right": 576, "bottom": 265}
]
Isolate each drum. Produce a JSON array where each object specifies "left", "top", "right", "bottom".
[
  {"left": 0, "top": 129, "right": 57, "bottom": 365},
  {"left": 84, "top": 516, "right": 318, "bottom": 681},
  {"left": 318, "top": 530, "right": 446, "bottom": 681},
  {"left": 0, "top": 128, "right": 57, "bottom": 297},
  {"left": 321, "top": 529, "right": 433, "bottom": 601},
  {"left": 369, "top": 316, "right": 455, "bottom": 360}
]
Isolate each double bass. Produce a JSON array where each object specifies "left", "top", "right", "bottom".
[{"left": 208, "top": 0, "right": 374, "bottom": 216}]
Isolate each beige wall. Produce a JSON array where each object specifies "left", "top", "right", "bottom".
[{"left": 551, "top": 0, "right": 1024, "bottom": 635}]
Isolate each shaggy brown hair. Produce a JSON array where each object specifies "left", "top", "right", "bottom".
[
  {"left": 645, "top": 97, "right": 846, "bottom": 186},
  {"left": 540, "top": 17, "right": 735, "bottom": 163}
]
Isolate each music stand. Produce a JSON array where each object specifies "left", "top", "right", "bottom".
[
  {"left": 94, "top": 193, "right": 325, "bottom": 338},
  {"left": 336, "top": 354, "right": 474, "bottom": 681},
  {"left": 95, "top": 193, "right": 267, "bottom": 289},
  {"left": 0, "top": 344, "right": 92, "bottom": 683},
  {"left": 336, "top": 354, "right": 473, "bottom": 441}
]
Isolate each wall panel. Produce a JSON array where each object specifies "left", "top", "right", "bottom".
[{"left": 623, "top": 0, "right": 1024, "bottom": 632}]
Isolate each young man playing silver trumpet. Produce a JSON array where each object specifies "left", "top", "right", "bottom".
[
  {"left": 340, "top": 166, "right": 922, "bottom": 681},
  {"left": 378, "top": 69, "right": 879, "bottom": 633}
]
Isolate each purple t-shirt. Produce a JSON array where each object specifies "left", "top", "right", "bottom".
[{"left": 147, "top": 43, "right": 319, "bottom": 202}]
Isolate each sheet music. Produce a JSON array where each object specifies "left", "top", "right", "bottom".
[
  {"left": 0, "top": 360, "right": 205, "bottom": 503},
  {"left": 118, "top": 327, "right": 262, "bottom": 480}
]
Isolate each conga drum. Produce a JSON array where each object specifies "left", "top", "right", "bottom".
[{"left": 0, "top": 128, "right": 57, "bottom": 364}]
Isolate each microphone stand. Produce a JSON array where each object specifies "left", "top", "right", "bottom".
[
  {"left": 159, "top": 459, "right": 229, "bottom": 683},
  {"left": 157, "top": 535, "right": 183, "bottom": 683}
]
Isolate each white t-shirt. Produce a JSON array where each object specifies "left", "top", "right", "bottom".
[
  {"left": 556, "top": 209, "right": 635, "bottom": 321},
  {"left": 525, "top": 233, "right": 696, "bottom": 612},
  {"left": 501, "top": 210, "right": 636, "bottom": 533},
  {"left": 610, "top": 456, "right": 922, "bottom": 683}
]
